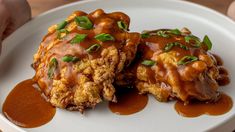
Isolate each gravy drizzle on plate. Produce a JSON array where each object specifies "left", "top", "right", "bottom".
[{"left": 2, "top": 79, "right": 56, "bottom": 128}]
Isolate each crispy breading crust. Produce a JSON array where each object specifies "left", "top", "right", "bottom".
[{"left": 33, "top": 9, "right": 140, "bottom": 112}]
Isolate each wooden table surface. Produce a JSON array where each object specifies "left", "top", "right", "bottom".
[{"left": 28, "top": 0, "right": 234, "bottom": 16}]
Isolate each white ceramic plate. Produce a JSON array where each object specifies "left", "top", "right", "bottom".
[{"left": 1, "top": 0, "right": 235, "bottom": 131}]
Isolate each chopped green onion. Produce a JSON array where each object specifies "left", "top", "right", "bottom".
[
  {"left": 164, "top": 42, "right": 189, "bottom": 52},
  {"left": 62, "top": 55, "right": 79, "bottom": 62},
  {"left": 164, "top": 43, "right": 175, "bottom": 52},
  {"left": 56, "top": 20, "right": 68, "bottom": 30},
  {"left": 177, "top": 55, "right": 198, "bottom": 65},
  {"left": 156, "top": 30, "right": 170, "bottom": 38},
  {"left": 86, "top": 44, "right": 101, "bottom": 53},
  {"left": 184, "top": 36, "right": 191, "bottom": 43},
  {"left": 184, "top": 35, "right": 201, "bottom": 48},
  {"left": 57, "top": 29, "right": 69, "bottom": 39},
  {"left": 117, "top": 21, "right": 128, "bottom": 31},
  {"left": 75, "top": 16, "right": 93, "bottom": 29},
  {"left": 50, "top": 58, "right": 57, "bottom": 64},
  {"left": 141, "top": 60, "right": 156, "bottom": 66},
  {"left": 176, "top": 42, "right": 189, "bottom": 50},
  {"left": 168, "top": 29, "right": 181, "bottom": 35},
  {"left": 48, "top": 58, "right": 58, "bottom": 79},
  {"left": 141, "top": 33, "right": 150, "bottom": 38},
  {"left": 70, "top": 34, "right": 87, "bottom": 44},
  {"left": 95, "top": 33, "right": 115, "bottom": 41},
  {"left": 203, "top": 35, "right": 212, "bottom": 50}
]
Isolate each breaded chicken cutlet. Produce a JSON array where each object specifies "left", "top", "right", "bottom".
[
  {"left": 33, "top": 8, "right": 230, "bottom": 112},
  {"left": 33, "top": 9, "right": 140, "bottom": 112},
  {"left": 116, "top": 28, "right": 229, "bottom": 103}
]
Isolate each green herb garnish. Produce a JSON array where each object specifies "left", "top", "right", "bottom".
[
  {"left": 164, "top": 43, "right": 175, "bottom": 52},
  {"left": 156, "top": 30, "right": 170, "bottom": 38},
  {"left": 95, "top": 33, "right": 115, "bottom": 41},
  {"left": 177, "top": 43, "right": 189, "bottom": 50},
  {"left": 141, "top": 33, "right": 150, "bottom": 38},
  {"left": 117, "top": 21, "right": 128, "bottom": 31},
  {"left": 141, "top": 60, "right": 156, "bottom": 66},
  {"left": 57, "top": 29, "right": 69, "bottom": 39},
  {"left": 48, "top": 58, "right": 58, "bottom": 79},
  {"left": 168, "top": 28, "right": 181, "bottom": 35},
  {"left": 164, "top": 42, "right": 189, "bottom": 52},
  {"left": 62, "top": 55, "right": 79, "bottom": 62},
  {"left": 184, "top": 35, "right": 201, "bottom": 48},
  {"left": 70, "top": 34, "right": 87, "bottom": 44},
  {"left": 177, "top": 55, "right": 198, "bottom": 65},
  {"left": 56, "top": 20, "right": 68, "bottom": 30},
  {"left": 86, "top": 44, "right": 101, "bottom": 53},
  {"left": 75, "top": 16, "right": 93, "bottom": 29},
  {"left": 203, "top": 35, "right": 212, "bottom": 50}
]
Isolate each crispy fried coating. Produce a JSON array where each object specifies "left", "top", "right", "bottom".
[
  {"left": 116, "top": 28, "right": 229, "bottom": 103},
  {"left": 33, "top": 9, "right": 140, "bottom": 112}
]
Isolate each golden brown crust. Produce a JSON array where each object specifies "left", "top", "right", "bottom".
[
  {"left": 33, "top": 9, "right": 140, "bottom": 112},
  {"left": 116, "top": 28, "right": 228, "bottom": 103}
]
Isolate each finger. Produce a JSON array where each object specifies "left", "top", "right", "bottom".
[
  {"left": 4, "top": 0, "right": 31, "bottom": 32},
  {"left": 0, "top": 3, "right": 9, "bottom": 35},
  {"left": 2, "top": 21, "right": 12, "bottom": 40},
  {"left": 0, "top": 40, "right": 2, "bottom": 55},
  {"left": 227, "top": 1, "right": 235, "bottom": 21},
  {"left": 0, "top": 3, "right": 9, "bottom": 54}
]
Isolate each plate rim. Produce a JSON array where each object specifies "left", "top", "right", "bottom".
[{"left": 1, "top": 0, "right": 235, "bottom": 131}]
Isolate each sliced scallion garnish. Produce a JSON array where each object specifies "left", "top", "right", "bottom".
[
  {"left": 48, "top": 58, "right": 58, "bottom": 79},
  {"left": 203, "top": 35, "right": 212, "bottom": 50},
  {"left": 57, "top": 29, "right": 69, "bottom": 39},
  {"left": 184, "top": 35, "right": 201, "bottom": 48},
  {"left": 95, "top": 33, "right": 115, "bottom": 41},
  {"left": 168, "top": 28, "right": 181, "bottom": 35},
  {"left": 141, "top": 33, "right": 150, "bottom": 38},
  {"left": 75, "top": 16, "right": 93, "bottom": 29},
  {"left": 177, "top": 43, "right": 189, "bottom": 50},
  {"left": 156, "top": 30, "right": 170, "bottom": 38},
  {"left": 141, "top": 60, "right": 156, "bottom": 66},
  {"left": 177, "top": 55, "right": 198, "bottom": 65},
  {"left": 86, "top": 44, "right": 101, "bottom": 53},
  {"left": 56, "top": 20, "right": 68, "bottom": 30},
  {"left": 164, "top": 43, "right": 175, "bottom": 52},
  {"left": 117, "top": 21, "right": 128, "bottom": 31},
  {"left": 163, "top": 42, "right": 189, "bottom": 52},
  {"left": 62, "top": 55, "right": 79, "bottom": 62},
  {"left": 70, "top": 34, "right": 87, "bottom": 44}
]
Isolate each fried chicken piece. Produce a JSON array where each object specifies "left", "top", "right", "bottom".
[
  {"left": 32, "top": 9, "right": 140, "bottom": 112},
  {"left": 116, "top": 28, "right": 229, "bottom": 103}
]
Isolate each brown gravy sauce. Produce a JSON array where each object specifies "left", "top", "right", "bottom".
[
  {"left": 3, "top": 24, "right": 233, "bottom": 129},
  {"left": 212, "top": 53, "right": 223, "bottom": 66},
  {"left": 33, "top": 10, "right": 139, "bottom": 97},
  {"left": 217, "top": 66, "right": 230, "bottom": 86},
  {"left": 174, "top": 93, "right": 233, "bottom": 117},
  {"left": 2, "top": 79, "right": 56, "bottom": 128},
  {"left": 109, "top": 88, "right": 148, "bottom": 115},
  {"left": 139, "top": 31, "right": 233, "bottom": 117}
]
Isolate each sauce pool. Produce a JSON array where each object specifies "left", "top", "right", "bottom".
[
  {"left": 174, "top": 93, "right": 233, "bottom": 117},
  {"left": 109, "top": 88, "right": 148, "bottom": 115},
  {"left": 2, "top": 79, "right": 56, "bottom": 128}
]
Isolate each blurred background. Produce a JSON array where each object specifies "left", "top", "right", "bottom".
[{"left": 28, "top": 0, "right": 234, "bottom": 17}]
